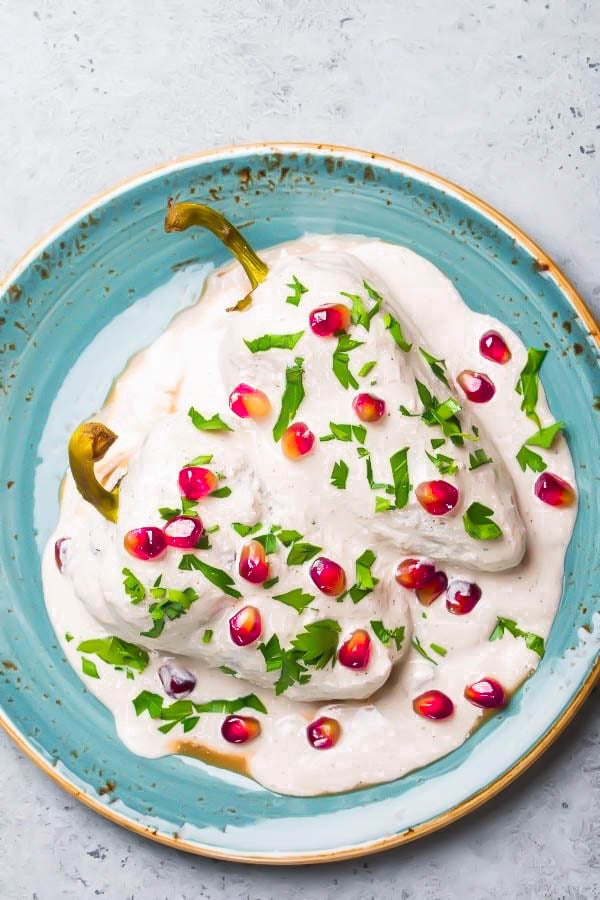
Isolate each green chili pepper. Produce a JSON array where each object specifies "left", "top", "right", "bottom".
[{"left": 68, "top": 422, "right": 119, "bottom": 522}]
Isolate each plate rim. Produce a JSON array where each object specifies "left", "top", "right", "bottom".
[{"left": 1, "top": 141, "right": 598, "bottom": 865}]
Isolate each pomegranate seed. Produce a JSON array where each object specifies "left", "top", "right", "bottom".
[
  {"left": 338, "top": 629, "right": 371, "bottom": 669},
  {"left": 158, "top": 663, "right": 197, "bottom": 699},
  {"left": 309, "top": 556, "right": 346, "bottom": 596},
  {"left": 54, "top": 537, "right": 71, "bottom": 573},
  {"left": 457, "top": 370, "right": 496, "bottom": 403},
  {"left": 534, "top": 472, "right": 576, "bottom": 507},
  {"left": 163, "top": 515, "right": 204, "bottom": 549},
  {"left": 395, "top": 557, "right": 436, "bottom": 589},
  {"left": 413, "top": 689, "right": 454, "bottom": 720},
  {"left": 124, "top": 527, "right": 167, "bottom": 561},
  {"left": 416, "top": 480, "right": 459, "bottom": 516},
  {"left": 307, "top": 716, "right": 341, "bottom": 750},
  {"left": 281, "top": 422, "right": 315, "bottom": 459},
  {"left": 309, "top": 303, "right": 351, "bottom": 337},
  {"left": 229, "top": 606, "right": 262, "bottom": 646},
  {"left": 446, "top": 579, "right": 482, "bottom": 615},
  {"left": 352, "top": 392, "right": 386, "bottom": 422},
  {"left": 480, "top": 330, "right": 511, "bottom": 364},
  {"left": 464, "top": 678, "right": 506, "bottom": 709},
  {"left": 221, "top": 714, "right": 261, "bottom": 743},
  {"left": 239, "top": 540, "right": 269, "bottom": 584},
  {"left": 229, "top": 383, "right": 271, "bottom": 419},
  {"left": 178, "top": 466, "right": 219, "bottom": 500},
  {"left": 416, "top": 571, "right": 448, "bottom": 606}
]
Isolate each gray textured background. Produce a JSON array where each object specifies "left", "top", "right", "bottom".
[{"left": 1, "top": 1, "right": 598, "bottom": 897}]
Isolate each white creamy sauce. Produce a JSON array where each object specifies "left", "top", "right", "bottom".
[{"left": 42, "top": 236, "right": 576, "bottom": 796}]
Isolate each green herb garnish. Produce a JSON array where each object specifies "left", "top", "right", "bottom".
[
  {"left": 411, "top": 636, "right": 438, "bottom": 665},
  {"left": 184, "top": 453, "right": 214, "bottom": 466},
  {"left": 426, "top": 450, "right": 458, "bottom": 476},
  {"left": 122, "top": 568, "right": 145, "bottom": 604},
  {"left": 210, "top": 486, "right": 232, "bottom": 499},
  {"left": 141, "top": 580, "right": 198, "bottom": 639},
  {"left": 342, "top": 290, "right": 380, "bottom": 331},
  {"left": 332, "top": 334, "right": 364, "bottom": 389},
  {"left": 331, "top": 459, "right": 349, "bottom": 489},
  {"left": 287, "top": 541, "right": 322, "bottom": 566},
  {"left": 81, "top": 657, "right": 100, "bottom": 679},
  {"left": 65, "top": 632, "right": 74, "bottom": 642},
  {"left": 358, "top": 360, "right": 377, "bottom": 378},
  {"left": 463, "top": 502, "right": 503, "bottom": 541},
  {"left": 258, "top": 634, "right": 311, "bottom": 695},
  {"left": 370, "top": 620, "right": 405, "bottom": 650},
  {"left": 320, "top": 422, "right": 366, "bottom": 444},
  {"left": 276, "top": 529, "right": 304, "bottom": 547},
  {"left": 291, "top": 619, "right": 341, "bottom": 668},
  {"left": 202, "top": 629, "right": 213, "bottom": 644},
  {"left": 77, "top": 636, "right": 149, "bottom": 674},
  {"left": 383, "top": 312, "right": 412, "bottom": 352},
  {"left": 515, "top": 348, "right": 547, "bottom": 428},
  {"left": 272, "top": 587, "right": 315, "bottom": 614},
  {"left": 375, "top": 496, "right": 395, "bottom": 512},
  {"left": 262, "top": 576, "right": 279, "bottom": 590},
  {"left": 232, "top": 521, "right": 263, "bottom": 537},
  {"left": 254, "top": 532, "right": 279, "bottom": 554},
  {"left": 178, "top": 555, "right": 241, "bottom": 597},
  {"left": 133, "top": 690, "right": 267, "bottom": 735},
  {"left": 348, "top": 549, "right": 379, "bottom": 603},
  {"left": 516, "top": 421, "right": 564, "bottom": 473},
  {"left": 244, "top": 331, "right": 304, "bottom": 354},
  {"left": 418, "top": 347, "right": 450, "bottom": 387},
  {"left": 286, "top": 275, "right": 308, "bottom": 306},
  {"left": 430, "top": 642, "right": 447, "bottom": 657},
  {"left": 272, "top": 356, "right": 305, "bottom": 442},
  {"left": 188, "top": 408, "right": 233, "bottom": 432},
  {"left": 489, "top": 616, "right": 545, "bottom": 658},
  {"left": 390, "top": 447, "right": 410, "bottom": 509},
  {"left": 405, "top": 379, "right": 476, "bottom": 446},
  {"left": 468, "top": 449, "right": 493, "bottom": 470}
]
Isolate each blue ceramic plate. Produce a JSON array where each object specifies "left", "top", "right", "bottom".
[{"left": 1, "top": 144, "right": 598, "bottom": 864}]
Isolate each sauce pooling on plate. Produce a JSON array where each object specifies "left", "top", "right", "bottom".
[{"left": 42, "top": 233, "right": 576, "bottom": 796}]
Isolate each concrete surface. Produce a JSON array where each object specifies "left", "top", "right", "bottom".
[{"left": 1, "top": 0, "right": 598, "bottom": 897}]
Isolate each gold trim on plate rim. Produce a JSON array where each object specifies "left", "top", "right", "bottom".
[{"left": 1, "top": 142, "right": 598, "bottom": 865}]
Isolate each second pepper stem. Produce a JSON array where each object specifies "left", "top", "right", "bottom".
[
  {"left": 164, "top": 200, "right": 268, "bottom": 292},
  {"left": 68, "top": 422, "right": 120, "bottom": 523}
]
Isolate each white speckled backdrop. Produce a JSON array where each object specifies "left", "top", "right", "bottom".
[{"left": 1, "top": 0, "right": 598, "bottom": 897}]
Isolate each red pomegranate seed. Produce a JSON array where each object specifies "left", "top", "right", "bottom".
[
  {"left": 309, "top": 303, "right": 351, "bottom": 337},
  {"left": 239, "top": 539, "right": 269, "bottom": 584},
  {"left": 446, "top": 579, "right": 482, "bottom": 615},
  {"left": 352, "top": 392, "right": 386, "bottom": 422},
  {"left": 416, "top": 571, "right": 448, "bottom": 606},
  {"left": 124, "top": 527, "right": 167, "bottom": 561},
  {"left": 178, "top": 466, "right": 219, "bottom": 500},
  {"left": 221, "top": 715, "right": 261, "bottom": 744},
  {"left": 480, "top": 330, "right": 511, "bottom": 364},
  {"left": 413, "top": 689, "right": 454, "bottom": 720},
  {"left": 158, "top": 663, "right": 197, "bottom": 699},
  {"left": 464, "top": 678, "right": 506, "bottom": 709},
  {"left": 416, "top": 480, "right": 459, "bottom": 516},
  {"left": 229, "top": 383, "right": 271, "bottom": 419},
  {"left": 229, "top": 606, "right": 262, "bottom": 646},
  {"left": 163, "top": 515, "right": 204, "bottom": 549},
  {"left": 395, "top": 557, "right": 436, "bottom": 589},
  {"left": 338, "top": 629, "right": 371, "bottom": 669},
  {"left": 54, "top": 537, "right": 71, "bottom": 573},
  {"left": 307, "top": 716, "right": 341, "bottom": 750},
  {"left": 309, "top": 556, "right": 346, "bottom": 596},
  {"left": 534, "top": 472, "right": 576, "bottom": 508},
  {"left": 457, "top": 370, "right": 496, "bottom": 403},
  {"left": 281, "top": 422, "right": 315, "bottom": 459}
]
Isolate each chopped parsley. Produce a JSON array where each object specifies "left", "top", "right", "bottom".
[
  {"left": 188, "top": 408, "right": 233, "bottom": 432},
  {"left": 219, "top": 665, "right": 239, "bottom": 677},
  {"left": 515, "top": 348, "right": 547, "bottom": 428},
  {"left": 272, "top": 357, "right": 305, "bottom": 442},
  {"left": 231, "top": 521, "right": 263, "bottom": 537},
  {"left": 320, "top": 421, "right": 366, "bottom": 444},
  {"left": 468, "top": 448, "right": 493, "bottom": 471},
  {"left": 178, "top": 555, "right": 241, "bottom": 597},
  {"left": 286, "top": 541, "right": 321, "bottom": 566},
  {"left": 202, "top": 629, "right": 213, "bottom": 644},
  {"left": 272, "top": 587, "right": 315, "bottom": 614},
  {"left": 286, "top": 275, "right": 308, "bottom": 306},
  {"left": 291, "top": 619, "right": 341, "bottom": 668},
  {"left": 342, "top": 289, "right": 380, "bottom": 331},
  {"left": 254, "top": 532, "right": 279, "bottom": 554},
  {"left": 370, "top": 620, "right": 405, "bottom": 650},
  {"left": 358, "top": 360, "right": 377, "bottom": 378},
  {"left": 81, "top": 657, "right": 100, "bottom": 679},
  {"left": 77, "top": 636, "right": 149, "bottom": 674},
  {"left": 276, "top": 528, "right": 304, "bottom": 547},
  {"left": 375, "top": 495, "right": 395, "bottom": 512},
  {"left": 463, "top": 502, "right": 503, "bottom": 541},
  {"left": 65, "top": 632, "right": 74, "bottom": 643},
  {"left": 363, "top": 280, "right": 383, "bottom": 302},
  {"left": 244, "top": 330, "right": 304, "bottom": 353},
  {"left": 258, "top": 634, "right": 310, "bottom": 695},
  {"left": 262, "top": 576, "right": 279, "bottom": 590},
  {"left": 122, "top": 568, "right": 145, "bottom": 604},
  {"left": 133, "top": 690, "right": 267, "bottom": 734},
  {"left": 402, "top": 380, "right": 472, "bottom": 446},
  {"left": 331, "top": 459, "right": 349, "bottom": 489},
  {"left": 332, "top": 334, "right": 364, "bottom": 389},
  {"left": 516, "top": 421, "right": 564, "bottom": 473},
  {"left": 358, "top": 446, "right": 393, "bottom": 493},
  {"left": 141, "top": 578, "right": 198, "bottom": 638},
  {"left": 348, "top": 549, "right": 379, "bottom": 603},
  {"left": 430, "top": 642, "right": 447, "bottom": 657},
  {"left": 210, "top": 486, "right": 232, "bottom": 499},
  {"left": 426, "top": 450, "right": 458, "bottom": 476},
  {"left": 383, "top": 312, "right": 412, "bottom": 353},
  {"left": 411, "top": 636, "right": 438, "bottom": 665},
  {"left": 431, "top": 437, "right": 446, "bottom": 449},
  {"left": 418, "top": 347, "right": 450, "bottom": 388},
  {"left": 390, "top": 447, "right": 410, "bottom": 509},
  {"left": 489, "top": 616, "right": 545, "bottom": 658},
  {"left": 184, "top": 453, "right": 214, "bottom": 466}
]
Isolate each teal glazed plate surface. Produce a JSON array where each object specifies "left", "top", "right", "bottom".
[{"left": 1, "top": 143, "right": 598, "bottom": 864}]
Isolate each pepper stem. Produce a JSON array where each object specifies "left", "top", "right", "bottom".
[
  {"left": 164, "top": 200, "right": 268, "bottom": 293},
  {"left": 68, "top": 422, "right": 119, "bottom": 522}
]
